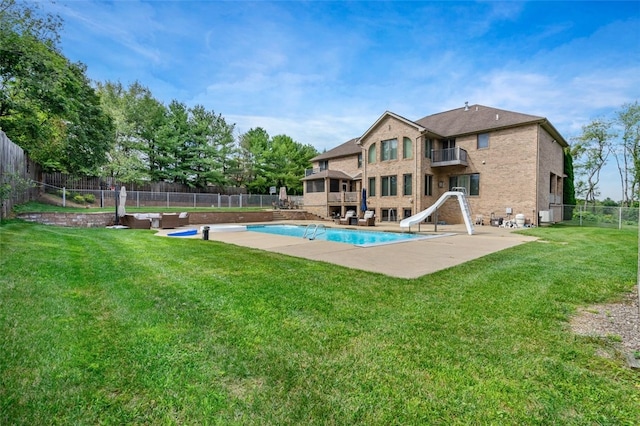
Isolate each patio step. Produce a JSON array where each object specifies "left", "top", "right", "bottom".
[{"left": 272, "top": 210, "right": 287, "bottom": 221}]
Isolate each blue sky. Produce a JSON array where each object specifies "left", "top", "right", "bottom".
[{"left": 40, "top": 1, "right": 639, "bottom": 200}]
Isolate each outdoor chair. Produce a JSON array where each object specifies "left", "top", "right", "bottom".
[
  {"left": 339, "top": 210, "right": 356, "bottom": 225},
  {"left": 160, "top": 213, "right": 180, "bottom": 229},
  {"left": 358, "top": 210, "right": 375, "bottom": 226},
  {"left": 121, "top": 214, "right": 151, "bottom": 229},
  {"left": 178, "top": 212, "right": 190, "bottom": 226}
]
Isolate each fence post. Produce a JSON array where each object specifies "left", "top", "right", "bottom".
[
  {"left": 579, "top": 205, "right": 583, "bottom": 226},
  {"left": 619, "top": 207, "right": 622, "bottom": 230},
  {"left": 62, "top": 187, "right": 66, "bottom": 207},
  {"left": 194, "top": 193, "right": 196, "bottom": 208},
  {"left": 239, "top": 194, "right": 243, "bottom": 208},
  {"left": 217, "top": 194, "right": 221, "bottom": 208}
]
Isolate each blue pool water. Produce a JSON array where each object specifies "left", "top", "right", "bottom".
[{"left": 246, "top": 224, "right": 434, "bottom": 247}]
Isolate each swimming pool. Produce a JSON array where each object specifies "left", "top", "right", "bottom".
[{"left": 246, "top": 224, "right": 444, "bottom": 247}]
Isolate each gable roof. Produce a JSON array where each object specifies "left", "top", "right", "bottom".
[
  {"left": 311, "top": 137, "right": 361, "bottom": 162},
  {"left": 359, "top": 111, "right": 427, "bottom": 141},
  {"left": 312, "top": 105, "right": 568, "bottom": 163},
  {"left": 415, "top": 104, "right": 568, "bottom": 146}
]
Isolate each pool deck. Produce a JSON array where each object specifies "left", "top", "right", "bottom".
[{"left": 155, "top": 221, "right": 538, "bottom": 279}]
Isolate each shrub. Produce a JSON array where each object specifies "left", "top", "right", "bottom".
[
  {"left": 84, "top": 194, "right": 96, "bottom": 204},
  {"left": 72, "top": 195, "right": 85, "bottom": 204}
]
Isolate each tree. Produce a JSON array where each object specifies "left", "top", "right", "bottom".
[
  {"left": 96, "top": 81, "right": 165, "bottom": 183},
  {"left": 238, "top": 127, "right": 271, "bottom": 193},
  {"left": 159, "top": 100, "right": 190, "bottom": 184},
  {"left": 571, "top": 119, "right": 615, "bottom": 205},
  {"left": 267, "top": 135, "right": 317, "bottom": 195},
  {"left": 96, "top": 81, "right": 147, "bottom": 184},
  {"left": 0, "top": 0, "right": 113, "bottom": 174},
  {"left": 238, "top": 128, "right": 317, "bottom": 194},
  {"left": 612, "top": 102, "right": 640, "bottom": 206},
  {"left": 563, "top": 148, "right": 576, "bottom": 219}
]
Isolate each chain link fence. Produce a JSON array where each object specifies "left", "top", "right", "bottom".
[{"left": 561, "top": 204, "right": 639, "bottom": 229}]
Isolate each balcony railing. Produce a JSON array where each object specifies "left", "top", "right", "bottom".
[
  {"left": 431, "top": 147, "right": 468, "bottom": 167},
  {"left": 327, "top": 192, "right": 359, "bottom": 204},
  {"left": 305, "top": 166, "right": 328, "bottom": 176}
]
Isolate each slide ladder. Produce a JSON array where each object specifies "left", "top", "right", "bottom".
[
  {"left": 399, "top": 190, "right": 475, "bottom": 235},
  {"left": 457, "top": 191, "right": 475, "bottom": 235}
]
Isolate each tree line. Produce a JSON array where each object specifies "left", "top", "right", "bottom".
[
  {"left": 4, "top": 0, "right": 638, "bottom": 202},
  {"left": 0, "top": 0, "right": 317, "bottom": 194},
  {"left": 570, "top": 102, "right": 640, "bottom": 207}
]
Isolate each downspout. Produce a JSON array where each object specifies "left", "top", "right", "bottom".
[
  {"left": 415, "top": 134, "right": 420, "bottom": 214},
  {"left": 361, "top": 142, "right": 366, "bottom": 216},
  {"left": 535, "top": 124, "right": 540, "bottom": 226}
]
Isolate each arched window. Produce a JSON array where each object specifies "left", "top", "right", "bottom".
[{"left": 368, "top": 144, "right": 376, "bottom": 164}]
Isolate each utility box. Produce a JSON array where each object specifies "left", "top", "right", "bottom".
[{"left": 539, "top": 210, "right": 554, "bottom": 223}]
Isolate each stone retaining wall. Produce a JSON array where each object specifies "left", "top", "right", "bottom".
[
  {"left": 18, "top": 212, "right": 116, "bottom": 227},
  {"left": 18, "top": 210, "right": 322, "bottom": 227}
]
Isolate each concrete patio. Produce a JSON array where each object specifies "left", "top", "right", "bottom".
[{"left": 155, "top": 221, "right": 538, "bottom": 279}]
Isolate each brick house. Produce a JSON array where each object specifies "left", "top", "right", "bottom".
[{"left": 302, "top": 104, "right": 568, "bottom": 226}]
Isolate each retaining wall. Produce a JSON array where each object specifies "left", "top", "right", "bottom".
[{"left": 17, "top": 210, "right": 321, "bottom": 227}]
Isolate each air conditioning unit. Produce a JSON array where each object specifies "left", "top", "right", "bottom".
[{"left": 539, "top": 210, "right": 554, "bottom": 223}]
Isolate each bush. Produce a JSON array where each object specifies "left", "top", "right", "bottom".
[
  {"left": 72, "top": 195, "right": 85, "bottom": 204},
  {"left": 84, "top": 194, "right": 96, "bottom": 204}
]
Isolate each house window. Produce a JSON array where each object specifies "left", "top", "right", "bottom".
[
  {"left": 424, "top": 138, "right": 432, "bottom": 159},
  {"left": 403, "top": 137, "right": 413, "bottom": 159},
  {"left": 403, "top": 174, "right": 412, "bottom": 196},
  {"left": 319, "top": 160, "right": 328, "bottom": 171},
  {"left": 368, "top": 177, "right": 376, "bottom": 197},
  {"left": 381, "top": 139, "right": 397, "bottom": 161},
  {"left": 368, "top": 144, "right": 376, "bottom": 164},
  {"left": 381, "top": 175, "right": 397, "bottom": 196},
  {"left": 358, "top": 153, "right": 362, "bottom": 168},
  {"left": 424, "top": 174, "right": 433, "bottom": 196},
  {"left": 477, "top": 133, "right": 489, "bottom": 149},
  {"left": 306, "top": 179, "right": 325, "bottom": 193},
  {"left": 442, "top": 139, "right": 456, "bottom": 162},
  {"left": 329, "top": 179, "right": 340, "bottom": 193},
  {"left": 449, "top": 173, "right": 480, "bottom": 196}
]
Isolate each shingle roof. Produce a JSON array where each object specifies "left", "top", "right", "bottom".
[
  {"left": 417, "top": 105, "right": 545, "bottom": 136},
  {"left": 416, "top": 104, "right": 568, "bottom": 147},
  {"left": 311, "top": 137, "right": 361, "bottom": 162},
  {"left": 416, "top": 104, "right": 545, "bottom": 138},
  {"left": 360, "top": 111, "right": 426, "bottom": 141},
  {"left": 313, "top": 105, "right": 567, "bottom": 162},
  {"left": 300, "top": 169, "right": 359, "bottom": 181}
]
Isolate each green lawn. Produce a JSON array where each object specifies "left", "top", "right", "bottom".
[{"left": 1, "top": 221, "right": 638, "bottom": 424}]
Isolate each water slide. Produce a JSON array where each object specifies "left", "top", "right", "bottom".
[{"left": 399, "top": 191, "right": 475, "bottom": 235}]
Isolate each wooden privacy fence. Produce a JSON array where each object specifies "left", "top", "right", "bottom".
[{"left": 0, "top": 131, "right": 40, "bottom": 219}]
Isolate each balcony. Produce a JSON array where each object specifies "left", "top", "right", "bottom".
[
  {"left": 304, "top": 166, "right": 328, "bottom": 176},
  {"left": 328, "top": 192, "right": 359, "bottom": 204},
  {"left": 431, "top": 147, "right": 468, "bottom": 167}
]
